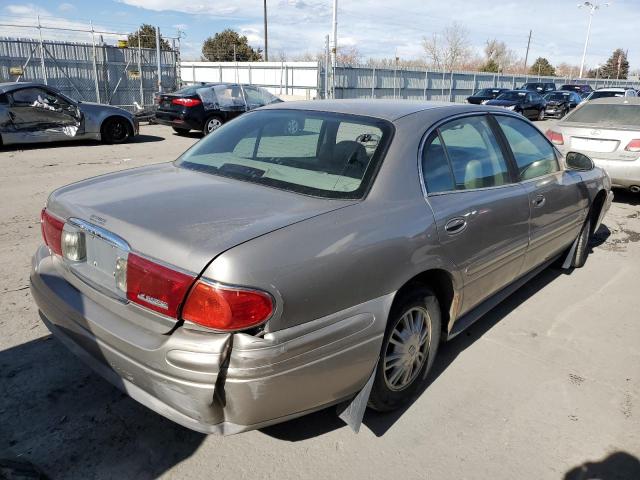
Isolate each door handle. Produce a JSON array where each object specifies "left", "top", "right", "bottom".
[
  {"left": 444, "top": 217, "right": 467, "bottom": 234},
  {"left": 532, "top": 194, "right": 546, "bottom": 208}
]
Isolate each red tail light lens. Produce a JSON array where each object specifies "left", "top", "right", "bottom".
[
  {"left": 546, "top": 130, "right": 564, "bottom": 145},
  {"left": 126, "top": 253, "right": 195, "bottom": 317},
  {"left": 41, "top": 208, "right": 64, "bottom": 255},
  {"left": 171, "top": 98, "right": 201, "bottom": 107},
  {"left": 625, "top": 139, "right": 640, "bottom": 152},
  {"left": 182, "top": 281, "right": 273, "bottom": 331}
]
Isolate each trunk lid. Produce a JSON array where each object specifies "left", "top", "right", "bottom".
[
  {"left": 557, "top": 123, "right": 640, "bottom": 156},
  {"left": 48, "top": 162, "right": 355, "bottom": 274}
]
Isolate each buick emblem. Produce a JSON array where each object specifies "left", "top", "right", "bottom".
[
  {"left": 590, "top": 129, "right": 601, "bottom": 136},
  {"left": 90, "top": 214, "right": 107, "bottom": 225}
]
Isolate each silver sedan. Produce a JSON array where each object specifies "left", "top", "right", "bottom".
[
  {"left": 31, "top": 100, "right": 611, "bottom": 434},
  {"left": 546, "top": 97, "right": 640, "bottom": 192},
  {"left": 0, "top": 82, "right": 138, "bottom": 146}
]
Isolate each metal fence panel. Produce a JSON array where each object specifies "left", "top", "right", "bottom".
[{"left": 0, "top": 37, "right": 177, "bottom": 111}]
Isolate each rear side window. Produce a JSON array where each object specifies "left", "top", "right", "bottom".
[
  {"left": 494, "top": 115, "right": 559, "bottom": 181},
  {"left": 422, "top": 116, "right": 510, "bottom": 192},
  {"left": 0, "top": 93, "right": 7, "bottom": 104}
]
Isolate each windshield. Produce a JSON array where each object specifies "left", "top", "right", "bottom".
[
  {"left": 588, "top": 91, "right": 625, "bottom": 100},
  {"left": 497, "top": 92, "right": 526, "bottom": 101},
  {"left": 521, "top": 83, "right": 542, "bottom": 90},
  {"left": 176, "top": 110, "right": 392, "bottom": 199},
  {"left": 565, "top": 103, "right": 640, "bottom": 127},
  {"left": 544, "top": 92, "right": 570, "bottom": 101},
  {"left": 475, "top": 89, "right": 499, "bottom": 96}
]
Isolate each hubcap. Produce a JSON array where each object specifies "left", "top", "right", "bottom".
[
  {"left": 383, "top": 306, "right": 431, "bottom": 391},
  {"left": 207, "top": 118, "right": 222, "bottom": 133},
  {"left": 111, "top": 122, "right": 125, "bottom": 140}
]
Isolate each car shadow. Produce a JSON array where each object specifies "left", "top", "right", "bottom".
[
  {"left": 0, "top": 135, "right": 164, "bottom": 151},
  {"left": 262, "top": 222, "right": 615, "bottom": 441},
  {"left": 564, "top": 451, "right": 640, "bottom": 480},
  {"left": 0, "top": 334, "right": 205, "bottom": 479},
  {"left": 613, "top": 189, "right": 640, "bottom": 206}
]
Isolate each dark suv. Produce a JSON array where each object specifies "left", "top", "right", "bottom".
[
  {"left": 560, "top": 84, "right": 593, "bottom": 96},
  {"left": 154, "top": 83, "right": 282, "bottom": 135},
  {"left": 520, "top": 82, "right": 556, "bottom": 94}
]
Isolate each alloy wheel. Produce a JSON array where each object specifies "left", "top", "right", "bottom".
[{"left": 383, "top": 306, "right": 432, "bottom": 391}]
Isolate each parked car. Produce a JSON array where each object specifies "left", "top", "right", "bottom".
[
  {"left": 560, "top": 84, "right": 594, "bottom": 96},
  {"left": 485, "top": 90, "right": 547, "bottom": 120},
  {"left": 543, "top": 90, "right": 582, "bottom": 118},
  {"left": 0, "top": 82, "right": 138, "bottom": 146},
  {"left": 31, "top": 100, "right": 612, "bottom": 434},
  {"left": 546, "top": 97, "right": 640, "bottom": 192},
  {"left": 153, "top": 82, "right": 282, "bottom": 135},
  {"left": 584, "top": 88, "right": 638, "bottom": 101},
  {"left": 465, "top": 88, "right": 509, "bottom": 105},
  {"left": 519, "top": 82, "right": 556, "bottom": 93}
]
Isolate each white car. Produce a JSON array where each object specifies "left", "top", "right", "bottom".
[{"left": 584, "top": 87, "right": 638, "bottom": 102}]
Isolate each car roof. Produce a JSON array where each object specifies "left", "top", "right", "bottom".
[
  {"left": 258, "top": 99, "right": 465, "bottom": 121},
  {"left": 594, "top": 87, "right": 631, "bottom": 92},
  {"left": 0, "top": 82, "right": 47, "bottom": 93}
]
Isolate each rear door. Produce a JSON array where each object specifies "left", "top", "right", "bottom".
[
  {"left": 422, "top": 114, "right": 530, "bottom": 315},
  {"left": 493, "top": 114, "right": 588, "bottom": 273}
]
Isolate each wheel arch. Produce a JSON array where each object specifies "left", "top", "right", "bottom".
[
  {"left": 589, "top": 188, "right": 608, "bottom": 236},
  {"left": 100, "top": 114, "right": 135, "bottom": 138},
  {"left": 391, "top": 268, "right": 460, "bottom": 340}
]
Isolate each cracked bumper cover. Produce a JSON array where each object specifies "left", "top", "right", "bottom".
[{"left": 30, "top": 245, "right": 388, "bottom": 434}]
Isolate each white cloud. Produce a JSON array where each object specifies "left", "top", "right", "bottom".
[{"left": 58, "top": 3, "right": 75, "bottom": 12}]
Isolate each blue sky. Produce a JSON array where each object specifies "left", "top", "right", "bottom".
[{"left": 2, "top": 0, "right": 639, "bottom": 70}]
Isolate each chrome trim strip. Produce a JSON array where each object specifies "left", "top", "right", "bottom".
[{"left": 67, "top": 218, "right": 131, "bottom": 252}]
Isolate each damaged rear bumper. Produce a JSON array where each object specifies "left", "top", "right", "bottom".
[{"left": 30, "top": 246, "right": 389, "bottom": 434}]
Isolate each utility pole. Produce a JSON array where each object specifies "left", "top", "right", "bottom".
[
  {"left": 155, "top": 26, "right": 162, "bottom": 93},
  {"left": 324, "top": 34, "right": 329, "bottom": 99},
  {"left": 523, "top": 30, "right": 532, "bottom": 73},
  {"left": 331, "top": 0, "right": 338, "bottom": 98},
  {"left": 263, "top": 0, "right": 268, "bottom": 61},
  {"left": 578, "top": 2, "right": 609, "bottom": 79}
]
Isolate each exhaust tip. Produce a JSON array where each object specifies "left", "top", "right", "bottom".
[{"left": 630, "top": 185, "right": 640, "bottom": 193}]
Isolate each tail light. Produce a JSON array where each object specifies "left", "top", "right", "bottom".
[
  {"left": 171, "top": 98, "right": 201, "bottom": 107},
  {"left": 546, "top": 129, "right": 564, "bottom": 145},
  {"left": 624, "top": 139, "right": 640, "bottom": 152},
  {"left": 41, "top": 208, "right": 64, "bottom": 256},
  {"left": 182, "top": 281, "right": 273, "bottom": 331},
  {"left": 126, "top": 253, "right": 195, "bottom": 318}
]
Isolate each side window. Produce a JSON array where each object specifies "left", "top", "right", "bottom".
[
  {"left": 434, "top": 116, "right": 511, "bottom": 191},
  {"left": 495, "top": 115, "right": 559, "bottom": 181},
  {"left": 11, "top": 87, "right": 50, "bottom": 106},
  {"left": 243, "top": 86, "right": 279, "bottom": 107},
  {"left": 421, "top": 133, "right": 454, "bottom": 193}
]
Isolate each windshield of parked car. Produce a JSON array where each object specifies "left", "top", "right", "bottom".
[
  {"left": 497, "top": 91, "right": 526, "bottom": 101},
  {"left": 176, "top": 110, "right": 392, "bottom": 199},
  {"left": 475, "top": 89, "right": 499, "bottom": 96},
  {"left": 544, "top": 92, "right": 571, "bottom": 101},
  {"left": 521, "top": 83, "right": 542, "bottom": 90},
  {"left": 565, "top": 103, "right": 640, "bottom": 127},
  {"left": 588, "top": 91, "right": 625, "bottom": 100}
]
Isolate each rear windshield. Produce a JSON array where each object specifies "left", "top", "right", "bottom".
[
  {"left": 497, "top": 91, "right": 526, "bottom": 101},
  {"left": 589, "top": 91, "right": 625, "bottom": 100},
  {"left": 173, "top": 85, "right": 209, "bottom": 95},
  {"left": 565, "top": 103, "right": 640, "bottom": 127},
  {"left": 475, "top": 89, "right": 500, "bottom": 96},
  {"left": 176, "top": 110, "right": 393, "bottom": 199}
]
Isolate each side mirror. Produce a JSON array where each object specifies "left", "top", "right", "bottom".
[{"left": 566, "top": 151, "right": 594, "bottom": 171}]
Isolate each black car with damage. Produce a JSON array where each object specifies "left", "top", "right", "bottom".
[
  {"left": 543, "top": 91, "right": 582, "bottom": 118},
  {"left": 465, "top": 88, "right": 509, "bottom": 105}
]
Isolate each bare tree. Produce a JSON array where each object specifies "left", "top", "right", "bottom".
[
  {"left": 337, "top": 45, "right": 362, "bottom": 66},
  {"left": 421, "top": 22, "right": 471, "bottom": 71},
  {"left": 483, "top": 39, "right": 518, "bottom": 72}
]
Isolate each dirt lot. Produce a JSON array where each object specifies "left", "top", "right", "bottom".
[{"left": 1, "top": 122, "right": 639, "bottom": 479}]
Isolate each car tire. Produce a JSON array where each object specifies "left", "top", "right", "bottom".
[
  {"left": 537, "top": 108, "right": 545, "bottom": 121},
  {"left": 101, "top": 117, "right": 131, "bottom": 144},
  {"left": 368, "top": 286, "right": 441, "bottom": 412},
  {"left": 571, "top": 216, "right": 592, "bottom": 268},
  {"left": 202, "top": 116, "right": 223, "bottom": 136},
  {"left": 172, "top": 127, "right": 190, "bottom": 135}
]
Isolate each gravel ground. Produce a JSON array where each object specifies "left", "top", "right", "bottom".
[{"left": 0, "top": 122, "right": 639, "bottom": 480}]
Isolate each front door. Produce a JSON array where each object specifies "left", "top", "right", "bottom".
[
  {"left": 493, "top": 114, "right": 589, "bottom": 273},
  {"left": 9, "top": 86, "right": 82, "bottom": 142},
  {"left": 421, "top": 114, "right": 531, "bottom": 316}
]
